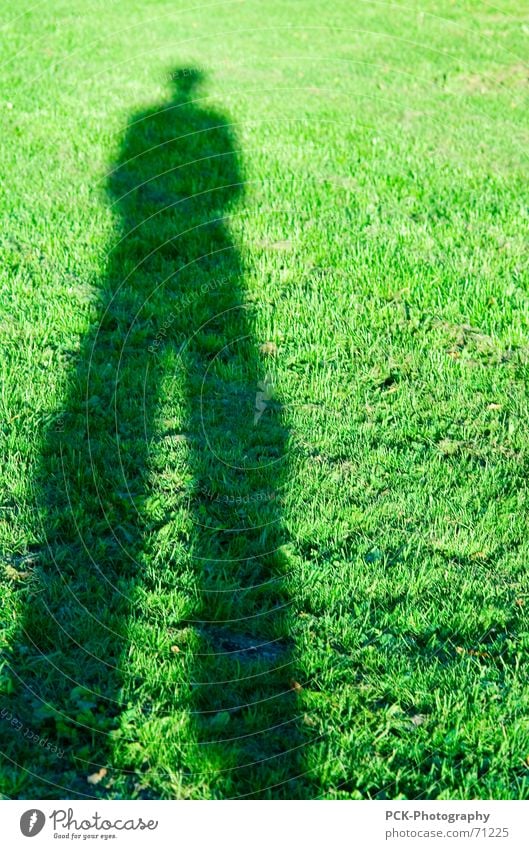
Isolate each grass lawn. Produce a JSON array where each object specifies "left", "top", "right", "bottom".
[{"left": 1, "top": 0, "right": 529, "bottom": 800}]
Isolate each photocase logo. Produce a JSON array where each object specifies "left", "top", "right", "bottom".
[{"left": 20, "top": 809, "right": 46, "bottom": 837}]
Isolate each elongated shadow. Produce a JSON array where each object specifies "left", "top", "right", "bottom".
[{"left": 0, "top": 70, "right": 316, "bottom": 799}]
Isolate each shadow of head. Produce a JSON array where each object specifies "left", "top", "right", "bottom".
[{"left": 168, "top": 66, "right": 206, "bottom": 96}]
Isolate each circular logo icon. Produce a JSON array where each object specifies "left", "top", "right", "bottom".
[{"left": 20, "top": 810, "right": 46, "bottom": 837}]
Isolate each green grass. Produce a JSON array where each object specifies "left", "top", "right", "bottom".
[{"left": 1, "top": 0, "right": 529, "bottom": 799}]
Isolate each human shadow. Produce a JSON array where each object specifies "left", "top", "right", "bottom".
[{"left": 0, "top": 69, "right": 316, "bottom": 799}]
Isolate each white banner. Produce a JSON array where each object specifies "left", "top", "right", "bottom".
[{"left": 1, "top": 800, "right": 528, "bottom": 848}]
